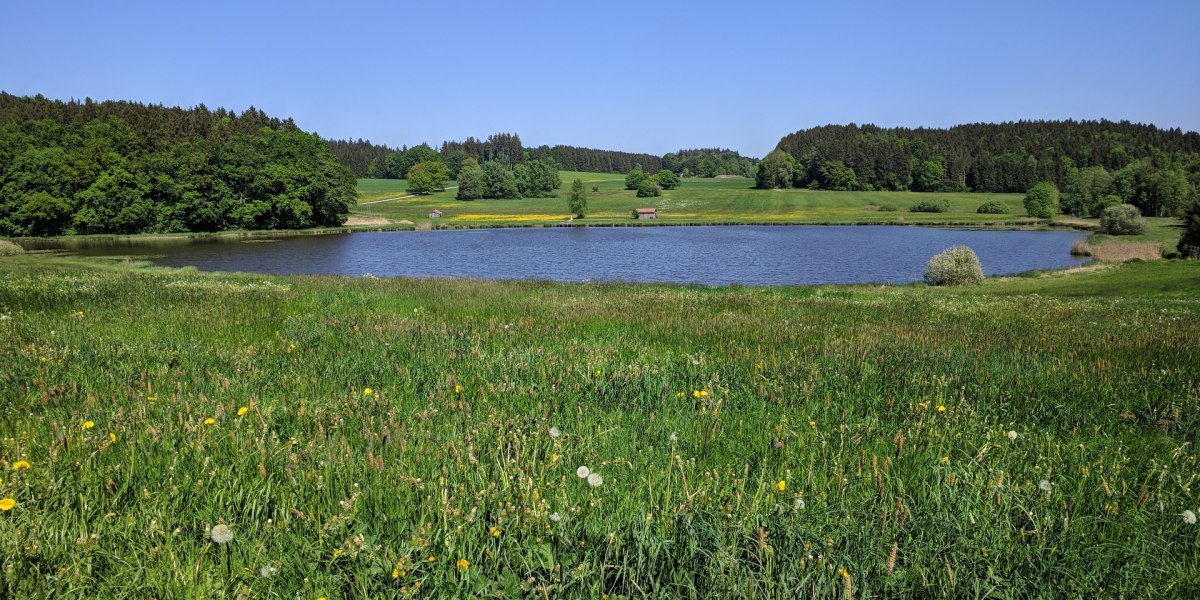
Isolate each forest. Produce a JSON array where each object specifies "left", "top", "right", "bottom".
[
  {"left": 0, "top": 93, "right": 355, "bottom": 236},
  {"left": 761, "top": 121, "right": 1200, "bottom": 217},
  {"left": 332, "top": 134, "right": 758, "bottom": 179}
]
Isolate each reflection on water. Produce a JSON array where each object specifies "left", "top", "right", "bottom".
[{"left": 44, "top": 225, "right": 1088, "bottom": 286}]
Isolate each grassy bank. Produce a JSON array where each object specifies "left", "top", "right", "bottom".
[
  {"left": 352, "top": 174, "right": 1187, "bottom": 251},
  {"left": 353, "top": 173, "right": 1033, "bottom": 228},
  {"left": 1, "top": 255, "right": 1198, "bottom": 597}
]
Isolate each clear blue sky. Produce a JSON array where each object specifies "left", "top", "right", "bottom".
[{"left": 3, "top": 0, "right": 1197, "bottom": 157}]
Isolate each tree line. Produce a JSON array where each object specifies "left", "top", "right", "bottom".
[
  {"left": 664, "top": 149, "right": 755, "bottom": 178},
  {"left": 336, "top": 133, "right": 759, "bottom": 179},
  {"left": 762, "top": 121, "right": 1200, "bottom": 193},
  {"left": 326, "top": 138, "right": 398, "bottom": 178},
  {"left": 0, "top": 93, "right": 354, "bottom": 236}
]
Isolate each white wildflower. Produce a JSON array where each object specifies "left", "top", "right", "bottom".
[
  {"left": 549, "top": 426, "right": 560, "bottom": 438},
  {"left": 1038, "top": 479, "right": 1052, "bottom": 493},
  {"left": 1184, "top": 509, "right": 1197, "bottom": 524},
  {"left": 1007, "top": 430, "right": 1018, "bottom": 442},
  {"left": 587, "top": 473, "right": 604, "bottom": 487},
  {"left": 210, "top": 524, "right": 233, "bottom": 545},
  {"left": 576, "top": 466, "right": 590, "bottom": 478},
  {"left": 549, "top": 512, "right": 562, "bottom": 522}
]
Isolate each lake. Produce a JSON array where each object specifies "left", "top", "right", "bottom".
[{"left": 67, "top": 225, "right": 1088, "bottom": 286}]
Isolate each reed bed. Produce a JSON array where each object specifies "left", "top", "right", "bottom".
[{"left": 1086, "top": 239, "right": 1164, "bottom": 262}]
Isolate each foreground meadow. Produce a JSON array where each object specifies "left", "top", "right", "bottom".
[{"left": 1, "top": 256, "right": 1199, "bottom": 597}]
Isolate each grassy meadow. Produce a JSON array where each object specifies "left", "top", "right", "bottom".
[
  {"left": 351, "top": 174, "right": 1034, "bottom": 228},
  {"left": 1, "top": 253, "right": 1199, "bottom": 597}
]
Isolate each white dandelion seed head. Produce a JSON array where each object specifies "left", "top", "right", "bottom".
[
  {"left": 549, "top": 426, "right": 560, "bottom": 438},
  {"left": 549, "top": 512, "right": 562, "bottom": 522},
  {"left": 260, "top": 565, "right": 278, "bottom": 578},
  {"left": 669, "top": 432, "right": 678, "bottom": 442},
  {"left": 1007, "top": 430, "right": 1018, "bottom": 442},
  {"left": 793, "top": 497, "right": 806, "bottom": 511},
  {"left": 210, "top": 524, "right": 233, "bottom": 545},
  {"left": 1183, "top": 509, "right": 1197, "bottom": 524},
  {"left": 1038, "top": 479, "right": 1052, "bottom": 493},
  {"left": 691, "top": 359, "right": 700, "bottom": 365},
  {"left": 576, "top": 466, "right": 590, "bottom": 478},
  {"left": 587, "top": 473, "right": 603, "bottom": 487}
]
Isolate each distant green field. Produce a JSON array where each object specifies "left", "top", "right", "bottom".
[
  {"left": 354, "top": 173, "right": 1028, "bottom": 226},
  {"left": 352, "top": 173, "right": 1185, "bottom": 251},
  {"left": 355, "top": 178, "right": 416, "bottom": 202}
]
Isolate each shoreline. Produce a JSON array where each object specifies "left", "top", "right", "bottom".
[{"left": 8, "top": 217, "right": 1095, "bottom": 250}]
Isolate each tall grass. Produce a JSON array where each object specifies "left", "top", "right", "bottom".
[
  {"left": 1080, "top": 239, "right": 1163, "bottom": 262},
  {"left": 0, "top": 256, "right": 1198, "bottom": 597}
]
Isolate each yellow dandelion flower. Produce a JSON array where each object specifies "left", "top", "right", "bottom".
[
  {"left": 12, "top": 461, "right": 30, "bottom": 470},
  {"left": 809, "top": 420, "right": 817, "bottom": 428},
  {"left": 942, "top": 455, "right": 950, "bottom": 463},
  {"left": 550, "top": 453, "right": 559, "bottom": 463},
  {"left": 237, "top": 406, "right": 249, "bottom": 416},
  {"left": 490, "top": 526, "right": 501, "bottom": 537},
  {"left": 333, "top": 549, "right": 343, "bottom": 558},
  {"left": 109, "top": 432, "right": 117, "bottom": 442},
  {"left": 391, "top": 568, "right": 399, "bottom": 580},
  {"left": 937, "top": 405, "right": 946, "bottom": 413},
  {"left": 0, "top": 498, "right": 15, "bottom": 511},
  {"left": 363, "top": 387, "right": 373, "bottom": 397},
  {"left": 456, "top": 558, "right": 469, "bottom": 570},
  {"left": 83, "top": 420, "right": 95, "bottom": 429},
  {"left": 839, "top": 567, "right": 850, "bottom": 578},
  {"left": 146, "top": 396, "right": 156, "bottom": 402},
  {"left": 777, "top": 480, "right": 786, "bottom": 491},
  {"left": 454, "top": 384, "right": 463, "bottom": 394},
  {"left": 427, "top": 555, "right": 436, "bottom": 562},
  {"left": 203, "top": 418, "right": 216, "bottom": 426},
  {"left": 413, "top": 580, "right": 421, "bottom": 588}
]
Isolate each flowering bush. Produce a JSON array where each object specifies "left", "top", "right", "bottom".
[
  {"left": 0, "top": 240, "right": 24, "bottom": 256},
  {"left": 924, "top": 245, "right": 984, "bottom": 286},
  {"left": 1098, "top": 204, "right": 1147, "bottom": 236}
]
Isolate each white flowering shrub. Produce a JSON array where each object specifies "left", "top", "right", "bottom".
[
  {"left": 1098, "top": 204, "right": 1147, "bottom": 236},
  {"left": 0, "top": 240, "right": 24, "bottom": 256},
  {"left": 924, "top": 246, "right": 984, "bottom": 286}
]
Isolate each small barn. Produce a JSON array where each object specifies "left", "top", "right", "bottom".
[
  {"left": 635, "top": 208, "right": 657, "bottom": 220},
  {"left": 428, "top": 209, "right": 443, "bottom": 218}
]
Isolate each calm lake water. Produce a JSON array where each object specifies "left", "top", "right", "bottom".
[{"left": 70, "top": 226, "right": 1088, "bottom": 286}]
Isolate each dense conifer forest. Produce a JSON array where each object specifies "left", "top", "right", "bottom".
[
  {"left": 325, "top": 138, "right": 398, "bottom": 178},
  {"left": 761, "top": 121, "right": 1200, "bottom": 217},
  {"left": 0, "top": 93, "right": 354, "bottom": 236},
  {"left": 335, "top": 134, "right": 758, "bottom": 179}
]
